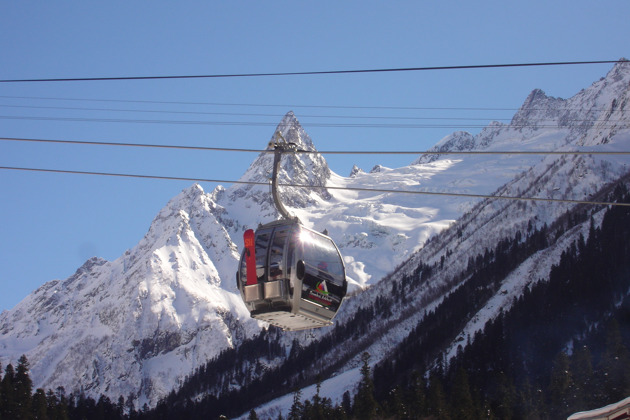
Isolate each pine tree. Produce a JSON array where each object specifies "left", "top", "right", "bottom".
[
  {"left": 309, "top": 379, "right": 324, "bottom": 420},
  {"left": 408, "top": 372, "right": 427, "bottom": 417},
  {"left": 302, "top": 400, "right": 313, "bottom": 419},
  {"left": 1, "top": 364, "right": 16, "bottom": 419},
  {"left": 125, "top": 392, "right": 137, "bottom": 418},
  {"left": 384, "top": 386, "right": 406, "bottom": 419},
  {"left": 51, "top": 387, "right": 69, "bottom": 420},
  {"left": 450, "top": 367, "right": 476, "bottom": 419},
  {"left": 492, "top": 372, "right": 514, "bottom": 420},
  {"left": 571, "top": 345, "right": 594, "bottom": 411},
  {"left": 32, "top": 388, "right": 48, "bottom": 420},
  {"left": 116, "top": 395, "right": 125, "bottom": 419},
  {"left": 548, "top": 351, "right": 573, "bottom": 418},
  {"left": 516, "top": 378, "right": 542, "bottom": 419},
  {"left": 15, "top": 355, "right": 33, "bottom": 420},
  {"left": 341, "top": 390, "right": 352, "bottom": 417},
  {"left": 306, "top": 379, "right": 334, "bottom": 420},
  {"left": 427, "top": 373, "right": 450, "bottom": 420},
  {"left": 287, "top": 388, "right": 303, "bottom": 420},
  {"left": 353, "top": 352, "right": 379, "bottom": 419},
  {"left": 597, "top": 319, "right": 630, "bottom": 404}
]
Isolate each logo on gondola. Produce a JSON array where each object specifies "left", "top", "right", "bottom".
[
  {"left": 316, "top": 281, "right": 329, "bottom": 295},
  {"left": 307, "top": 281, "right": 334, "bottom": 306}
]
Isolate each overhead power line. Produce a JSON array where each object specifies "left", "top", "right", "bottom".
[
  {"left": 0, "top": 60, "right": 624, "bottom": 83},
  {"left": 1, "top": 165, "right": 628, "bottom": 208},
  {"left": 3, "top": 136, "right": 630, "bottom": 156}
]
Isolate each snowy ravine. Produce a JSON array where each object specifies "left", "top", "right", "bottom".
[{"left": 1, "top": 60, "right": 629, "bottom": 408}]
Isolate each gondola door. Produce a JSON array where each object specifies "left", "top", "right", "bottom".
[{"left": 294, "top": 228, "right": 346, "bottom": 315}]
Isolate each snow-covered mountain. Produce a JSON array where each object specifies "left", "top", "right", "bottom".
[
  {"left": 0, "top": 184, "right": 261, "bottom": 406},
  {"left": 1, "top": 60, "right": 629, "bottom": 409},
  {"left": 241, "top": 60, "right": 630, "bottom": 418}
]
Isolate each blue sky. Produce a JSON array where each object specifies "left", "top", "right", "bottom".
[{"left": 1, "top": 1, "right": 629, "bottom": 311}]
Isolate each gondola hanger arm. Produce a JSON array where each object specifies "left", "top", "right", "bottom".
[{"left": 269, "top": 132, "right": 301, "bottom": 223}]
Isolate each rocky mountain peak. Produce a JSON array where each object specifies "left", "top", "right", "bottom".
[
  {"left": 509, "top": 88, "right": 566, "bottom": 130},
  {"left": 349, "top": 164, "right": 364, "bottom": 177},
  {"left": 606, "top": 57, "right": 629, "bottom": 82},
  {"left": 510, "top": 60, "right": 630, "bottom": 141},
  {"left": 369, "top": 164, "right": 386, "bottom": 173},
  {"left": 222, "top": 112, "right": 332, "bottom": 226},
  {"left": 413, "top": 131, "right": 476, "bottom": 164},
  {"left": 270, "top": 111, "right": 317, "bottom": 152}
]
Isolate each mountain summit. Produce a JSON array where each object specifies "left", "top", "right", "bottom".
[
  {"left": 218, "top": 111, "right": 332, "bottom": 233},
  {"left": 1, "top": 62, "right": 629, "bottom": 408}
]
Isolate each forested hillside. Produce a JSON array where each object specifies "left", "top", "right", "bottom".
[
  {"left": 109, "top": 182, "right": 630, "bottom": 419},
  {"left": 371, "top": 184, "right": 630, "bottom": 419}
]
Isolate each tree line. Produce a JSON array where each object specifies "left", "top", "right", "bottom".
[
  {"left": 0, "top": 354, "right": 142, "bottom": 420},
  {"left": 1, "top": 355, "right": 70, "bottom": 419}
]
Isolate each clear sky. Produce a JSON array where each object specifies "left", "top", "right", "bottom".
[{"left": 1, "top": 1, "right": 629, "bottom": 311}]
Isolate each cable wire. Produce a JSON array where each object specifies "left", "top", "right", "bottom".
[
  {"left": 0, "top": 94, "right": 620, "bottom": 113},
  {"left": 0, "top": 104, "right": 625, "bottom": 125},
  {"left": 0, "top": 60, "right": 624, "bottom": 83},
  {"left": 1, "top": 115, "right": 627, "bottom": 130},
  {"left": 1, "top": 166, "right": 629, "bottom": 207},
  {"left": 0, "top": 104, "right": 518, "bottom": 122},
  {"left": 3, "top": 136, "right": 630, "bottom": 156},
  {"left": 0, "top": 95, "right": 523, "bottom": 111}
]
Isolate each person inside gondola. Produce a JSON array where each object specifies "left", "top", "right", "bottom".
[{"left": 317, "top": 261, "right": 332, "bottom": 280}]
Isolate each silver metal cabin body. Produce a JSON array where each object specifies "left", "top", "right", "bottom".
[{"left": 237, "top": 219, "right": 347, "bottom": 331}]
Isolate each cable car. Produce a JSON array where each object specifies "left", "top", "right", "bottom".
[
  {"left": 237, "top": 220, "right": 347, "bottom": 330},
  {"left": 236, "top": 136, "right": 348, "bottom": 330}
]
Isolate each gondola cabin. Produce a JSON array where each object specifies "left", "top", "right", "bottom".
[{"left": 237, "top": 220, "right": 348, "bottom": 331}]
